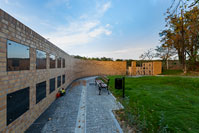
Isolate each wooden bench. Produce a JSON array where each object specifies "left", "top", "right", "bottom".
[{"left": 95, "top": 76, "right": 110, "bottom": 95}]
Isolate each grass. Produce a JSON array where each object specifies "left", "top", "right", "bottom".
[
  {"left": 161, "top": 69, "right": 199, "bottom": 76},
  {"left": 161, "top": 70, "right": 183, "bottom": 75},
  {"left": 108, "top": 76, "right": 199, "bottom": 132}
]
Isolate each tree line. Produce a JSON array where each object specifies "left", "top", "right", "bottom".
[{"left": 72, "top": 55, "right": 114, "bottom": 61}]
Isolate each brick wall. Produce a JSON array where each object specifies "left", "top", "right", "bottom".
[
  {"left": 153, "top": 62, "right": 162, "bottom": 75},
  {"left": 129, "top": 61, "right": 162, "bottom": 76},
  {"left": 0, "top": 9, "right": 126, "bottom": 132},
  {"left": 131, "top": 61, "right": 136, "bottom": 76}
]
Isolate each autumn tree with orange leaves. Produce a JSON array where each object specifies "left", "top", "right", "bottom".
[{"left": 159, "top": 0, "right": 199, "bottom": 72}]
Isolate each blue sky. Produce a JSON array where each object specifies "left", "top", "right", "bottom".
[{"left": 0, "top": 0, "right": 172, "bottom": 59}]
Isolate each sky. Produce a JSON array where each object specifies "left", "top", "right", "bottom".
[{"left": 0, "top": 0, "right": 173, "bottom": 60}]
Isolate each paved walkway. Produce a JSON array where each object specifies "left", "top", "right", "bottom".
[{"left": 26, "top": 77, "right": 123, "bottom": 133}]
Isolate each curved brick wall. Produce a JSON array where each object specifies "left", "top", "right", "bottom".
[{"left": 0, "top": 9, "right": 126, "bottom": 132}]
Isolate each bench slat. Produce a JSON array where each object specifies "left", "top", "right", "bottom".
[{"left": 101, "top": 83, "right": 107, "bottom": 88}]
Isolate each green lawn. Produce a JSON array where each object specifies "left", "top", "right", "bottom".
[
  {"left": 108, "top": 76, "right": 199, "bottom": 132},
  {"left": 161, "top": 70, "right": 184, "bottom": 75}
]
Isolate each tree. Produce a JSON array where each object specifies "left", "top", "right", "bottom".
[
  {"left": 189, "top": 0, "right": 199, "bottom": 7},
  {"left": 160, "top": 1, "right": 199, "bottom": 72},
  {"left": 155, "top": 45, "right": 177, "bottom": 69},
  {"left": 73, "top": 55, "right": 113, "bottom": 61},
  {"left": 139, "top": 48, "right": 156, "bottom": 60},
  {"left": 116, "top": 59, "right": 123, "bottom": 61},
  {"left": 100, "top": 57, "right": 113, "bottom": 61},
  {"left": 168, "top": 0, "right": 199, "bottom": 14}
]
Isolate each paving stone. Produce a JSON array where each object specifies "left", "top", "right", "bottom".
[{"left": 26, "top": 77, "right": 123, "bottom": 133}]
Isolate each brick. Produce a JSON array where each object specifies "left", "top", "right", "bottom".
[
  {"left": 8, "top": 27, "right": 15, "bottom": 33},
  {"left": 0, "top": 62, "right": 6, "bottom": 67},
  {"left": 0, "top": 94, "right": 6, "bottom": 104},
  {"left": 1, "top": 28, "right": 8, "bottom": 35},
  {"left": 0, "top": 96, "right": 6, "bottom": 104},
  {"left": 9, "top": 24, "right": 15, "bottom": 29},
  {"left": 0, "top": 72, "right": 6, "bottom": 76},
  {"left": 0, "top": 32, "right": 7, "bottom": 38},
  {"left": 0, "top": 119, "right": 6, "bottom": 129},
  {"left": 0, "top": 43, "right": 6, "bottom": 53},
  {"left": 1, "top": 19, "right": 8, "bottom": 25},
  {"left": 0, "top": 38, "right": 6, "bottom": 43},
  {"left": 16, "top": 27, "right": 21, "bottom": 32},
  {"left": 0, "top": 105, "right": 6, "bottom": 112},
  {"left": 16, "top": 34, "right": 22, "bottom": 40},
  {"left": 0, "top": 76, "right": 8, "bottom": 81}
]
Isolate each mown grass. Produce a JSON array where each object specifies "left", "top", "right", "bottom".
[
  {"left": 161, "top": 69, "right": 199, "bottom": 76},
  {"left": 161, "top": 70, "right": 183, "bottom": 75},
  {"left": 108, "top": 76, "right": 199, "bottom": 132}
]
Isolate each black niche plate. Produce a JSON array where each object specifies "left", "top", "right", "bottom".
[
  {"left": 7, "top": 87, "right": 30, "bottom": 125},
  {"left": 57, "top": 76, "right": 61, "bottom": 88},
  {"left": 36, "top": 81, "right": 46, "bottom": 104},
  {"left": 62, "top": 75, "right": 65, "bottom": 84},
  {"left": 50, "top": 78, "right": 55, "bottom": 93}
]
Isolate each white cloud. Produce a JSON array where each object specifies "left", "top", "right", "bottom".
[
  {"left": 44, "top": 1, "right": 113, "bottom": 49},
  {"left": 96, "top": 1, "right": 112, "bottom": 16},
  {"left": 45, "top": 20, "right": 112, "bottom": 48},
  {"left": 56, "top": 21, "right": 100, "bottom": 34},
  {"left": 4, "top": 0, "right": 9, "bottom": 4},
  {"left": 106, "top": 24, "right": 110, "bottom": 27},
  {"left": 79, "top": 14, "right": 89, "bottom": 20},
  {"left": 1, "top": 0, "right": 113, "bottom": 51},
  {"left": 101, "top": 1, "right": 111, "bottom": 13},
  {"left": 88, "top": 27, "right": 112, "bottom": 38},
  {"left": 82, "top": 47, "right": 149, "bottom": 60},
  {"left": 0, "top": 0, "right": 22, "bottom": 7},
  {"left": 49, "top": 33, "right": 90, "bottom": 47},
  {"left": 0, "top": 0, "right": 9, "bottom": 4}
]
